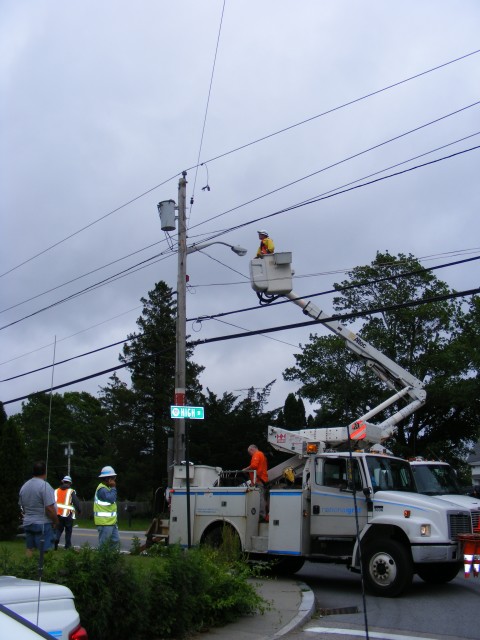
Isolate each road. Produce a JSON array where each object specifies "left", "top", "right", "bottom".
[
  {"left": 67, "top": 526, "right": 145, "bottom": 552},
  {"left": 66, "top": 530, "right": 480, "bottom": 639},
  {"left": 290, "top": 561, "right": 480, "bottom": 640}
]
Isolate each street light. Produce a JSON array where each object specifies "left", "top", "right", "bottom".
[
  {"left": 157, "top": 176, "right": 247, "bottom": 471},
  {"left": 187, "top": 241, "right": 247, "bottom": 257}
]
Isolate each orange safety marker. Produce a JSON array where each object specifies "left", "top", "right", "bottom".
[
  {"left": 458, "top": 533, "right": 480, "bottom": 578},
  {"left": 350, "top": 420, "right": 367, "bottom": 440}
]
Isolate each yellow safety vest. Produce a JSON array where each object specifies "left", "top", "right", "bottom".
[{"left": 94, "top": 483, "right": 117, "bottom": 526}]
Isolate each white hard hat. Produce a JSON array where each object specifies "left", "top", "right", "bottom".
[
  {"left": 99, "top": 465, "right": 117, "bottom": 478},
  {"left": 62, "top": 475, "right": 72, "bottom": 483},
  {"left": 257, "top": 229, "right": 268, "bottom": 236}
]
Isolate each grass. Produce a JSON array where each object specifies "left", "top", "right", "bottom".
[{"left": 74, "top": 517, "right": 153, "bottom": 531}]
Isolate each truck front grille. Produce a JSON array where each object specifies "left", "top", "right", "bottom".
[
  {"left": 449, "top": 512, "right": 472, "bottom": 538},
  {"left": 472, "top": 510, "right": 480, "bottom": 532}
]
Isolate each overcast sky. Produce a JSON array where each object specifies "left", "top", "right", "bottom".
[{"left": 1, "top": 1, "right": 479, "bottom": 421}]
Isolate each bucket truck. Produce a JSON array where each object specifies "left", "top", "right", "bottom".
[{"left": 161, "top": 253, "right": 475, "bottom": 597}]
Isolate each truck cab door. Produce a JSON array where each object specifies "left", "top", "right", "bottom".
[{"left": 310, "top": 456, "right": 368, "bottom": 537}]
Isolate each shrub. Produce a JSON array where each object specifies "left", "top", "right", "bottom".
[{"left": 0, "top": 543, "right": 264, "bottom": 640}]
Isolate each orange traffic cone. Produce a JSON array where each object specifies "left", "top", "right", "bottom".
[{"left": 464, "top": 539, "right": 475, "bottom": 578}]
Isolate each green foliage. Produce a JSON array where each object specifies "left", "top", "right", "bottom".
[
  {"left": 189, "top": 382, "right": 279, "bottom": 470},
  {"left": 0, "top": 544, "right": 263, "bottom": 640},
  {"left": 101, "top": 281, "right": 204, "bottom": 492},
  {"left": 0, "top": 409, "right": 25, "bottom": 540},
  {"left": 282, "top": 393, "right": 307, "bottom": 428}
]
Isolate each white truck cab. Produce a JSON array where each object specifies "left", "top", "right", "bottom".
[{"left": 410, "top": 458, "right": 480, "bottom": 531}]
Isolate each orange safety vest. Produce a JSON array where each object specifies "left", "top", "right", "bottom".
[{"left": 55, "top": 487, "right": 75, "bottom": 518}]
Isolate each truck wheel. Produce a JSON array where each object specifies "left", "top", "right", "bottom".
[
  {"left": 362, "top": 539, "right": 413, "bottom": 597},
  {"left": 416, "top": 563, "right": 461, "bottom": 584},
  {"left": 269, "top": 556, "right": 305, "bottom": 576}
]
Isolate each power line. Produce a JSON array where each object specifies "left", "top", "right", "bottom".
[
  {"left": 2, "top": 247, "right": 478, "bottom": 371},
  {"left": 3, "top": 48, "right": 478, "bottom": 278},
  {"left": 6, "top": 127, "right": 478, "bottom": 320},
  {"left": 188, "top": 0, "right": 226, "bottom": 221},
  {"left": 3, "top": 285, "right": 478, "bottom": 406},
  {"left": 3, "top": 253, "right": 479, "bottom": 383},
  {"left": 0, "top": 173, "right": 181, "bottom": 279},
  {"left": 186, "top": 103, "right": 480, "bottom": 236},
  {"left": 4, "top": 136, "right": 479, "bottom": 334}
]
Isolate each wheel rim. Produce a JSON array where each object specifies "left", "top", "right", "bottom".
[{"left": 368, "top": 551, "right": 397, "bottom": 587}]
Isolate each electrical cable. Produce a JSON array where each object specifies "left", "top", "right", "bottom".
[
  {"left": 188, "top": 0, "right": 226, "bottom": 221},
  {"left": 3, "top": 140, "right": 479, "bottom": 333},
  {"left": 3, "top": 285, "right": 478, "bottom": 406},
  {"left": 186, "top": 103, "right": 480, "bottom": 236},
  {"left": 4, "top": 127, "right": 478, "bottom": 320},
  {"left": 2, "top": 252, "right": 479, "bottom": 382},
  {"left": 3, "top": 48, "right": 478, "bottom": 279}
]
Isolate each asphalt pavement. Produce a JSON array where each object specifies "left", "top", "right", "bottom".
[{"left": 195, "top": 577, "right": 315, "bottom": 640}]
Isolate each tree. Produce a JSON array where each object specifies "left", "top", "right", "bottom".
[
  {"left": 102, "top": 281, "right": 204, "bottom": 493},
  {"left": 189, "top": 381, "right": 279, "bottom": 471},
  {"left": 284, "top": 252, "right": 479, "bottom": 461},
  {"left": 0, "top": 402, "right": 25, "bottom": 539},
  {"left": 10, "top": 391, "right": 109, "bottom": 500},
  {"left": 282, "top": 393, "right": 307, "bottom": 428}
]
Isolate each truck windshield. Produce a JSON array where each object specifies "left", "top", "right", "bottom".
[
  {"left": 366, "top": 455, "right": 416, "bottom": 493},
  {"left": 410, "top": 463, "right": 462, "bottom": 495}
]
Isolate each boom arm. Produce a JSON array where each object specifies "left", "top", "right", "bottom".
[{"left": 250, "top": 254, "right": 426, "bottom": 439}]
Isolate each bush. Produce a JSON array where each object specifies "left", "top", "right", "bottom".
[{"left": 0, "top": 543, "right": 264, "bottom": 640}]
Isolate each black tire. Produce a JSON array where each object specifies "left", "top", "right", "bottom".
[
  {"left": 416, "top": 562, "right": 461, "bottom": 584},
  {"left": 269, "top": 556, "right": 305, "bottom": 576},
  {"left": 362, "top": 538, "right": 413, "bottom": 597}
]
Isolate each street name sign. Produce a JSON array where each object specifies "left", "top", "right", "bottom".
[{"left": 170, "top": 405, "right": 205, "bottom": 420}]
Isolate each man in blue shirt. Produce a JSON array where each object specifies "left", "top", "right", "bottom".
[{"left": 94, "top": 465, "right": 119, "bottom": 547}]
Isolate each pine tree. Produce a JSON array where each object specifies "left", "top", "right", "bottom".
[{"left": 0, "top": 402, "right": 25, "bottom": 539}]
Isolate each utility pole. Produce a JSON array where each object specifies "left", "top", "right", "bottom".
[
  {"left": 62, "top": 441, "right": 74, "bottom": 476},
  {"left": 174, "top": 171, "right": 188, "bottom": 464}
]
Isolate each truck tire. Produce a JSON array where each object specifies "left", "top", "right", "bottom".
[
  {"left": 362, "top": 538, "right": 413, "bottom": 597},
  {"left": 416, "top": 562, "right": 461, "bottom": 584},
  {"left": 269, "top": 556, "right": 305, "bottom": 576}
]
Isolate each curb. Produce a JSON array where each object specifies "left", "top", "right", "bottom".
[{"left": 273, "top": 581, "right": 316, "bottom": 638}]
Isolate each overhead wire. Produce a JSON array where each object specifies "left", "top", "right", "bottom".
[
  {"left": 3, "top": 284, "right": 478, "bottom": 406},
  {"left": 2, "top": 48, "right": 479, "bottom": 278},
  {"left": 187, "top": 0, "right": 226, "bottom": 223},
  {"left": 3, "top": 253, "right": 479, "bottom": 383},
  {"left": 3, "top": 128, "right": 479, "bottom": 328}
]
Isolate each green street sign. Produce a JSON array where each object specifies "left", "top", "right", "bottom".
[{"left": 170, "top": 405, "right": 205, "bottom": 420}]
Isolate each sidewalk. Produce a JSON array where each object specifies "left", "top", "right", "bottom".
[{"left": 196, "top": 577, "right": 315, "bottom": 640}]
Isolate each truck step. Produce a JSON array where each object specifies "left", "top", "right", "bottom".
[{"left": 251, "top": 536, "right": 268, "bottom": 552}]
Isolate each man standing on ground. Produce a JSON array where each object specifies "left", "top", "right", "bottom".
[
  {"left": 243, "top": 444, "right": 269, "bottom": 520},
  {"left": 94, "top": 465, "right": 119, "bottom": 547},
  {"left": 54, "top": 475, "right": 81, "bottom": 550},
  {"left": 19, "top": 461, "right": 58, "bottom": 557}
]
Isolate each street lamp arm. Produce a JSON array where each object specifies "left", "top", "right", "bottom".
[{"left": 187, "top": 241, "right": 247, "bottom": 256}]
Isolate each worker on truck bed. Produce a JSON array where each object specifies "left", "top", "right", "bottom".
[
  {"left": 256, "top": 230, "right": 274, "bottom": 257},
  {"left": 243, "top": 444, "right": 269, "bottom": 520}
]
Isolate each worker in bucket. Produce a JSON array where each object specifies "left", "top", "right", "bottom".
[{"left": 256, "top": 230, "right": 274, "bottom": 257}]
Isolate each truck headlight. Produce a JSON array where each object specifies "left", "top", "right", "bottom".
[{"left": 420, "top": 524, "right": 431, "bottom": 537}]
